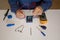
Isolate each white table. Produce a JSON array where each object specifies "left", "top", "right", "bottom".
[{"left": 0, "top": 10, "right": 60, "bottom": 40}]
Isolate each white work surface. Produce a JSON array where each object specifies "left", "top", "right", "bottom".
[{"left": 0, "top": 10, "right": 60, "bottom": 40}]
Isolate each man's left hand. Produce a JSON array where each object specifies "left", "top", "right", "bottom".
[{"left": 32, "top": 6, "right": 43, "bottom": 16}]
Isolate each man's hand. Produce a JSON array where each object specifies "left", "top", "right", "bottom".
[
  {"left": 33, "top": 6, "right": 43, "bottom": 16},
  {"left": 16, "top": 9, "right": 25, "bottom": 19}
]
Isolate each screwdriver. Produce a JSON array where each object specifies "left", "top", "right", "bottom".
[
  {"left": 39, "top": 25, "right": 47, "bottom": 30},
  {"left": 36, "top": 27, "right": 46, "bottom": 36},
  {"left": 38, "top": 13, "right": 47, "bottom": 24}
]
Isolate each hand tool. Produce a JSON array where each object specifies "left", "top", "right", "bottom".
[
  {"left": 38, "top": 13, "right": 47, "bottom": 24},
  {"left": 36, "top": 27, "right": 46, "bottom": 36},
  {"left": 39, "top": 25, "right": 47, "bottom": 30}
]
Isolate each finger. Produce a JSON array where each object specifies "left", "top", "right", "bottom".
[
  {"left": 33, "top": 13, "right": 38, "bottom": 17},
  {"left": 19, "top": 10, "right": 25, "bottom": 17},
  {"left": 38, "top": 11, "right": 43, "bottom": 15},
  {"left": 19, "top": 10, "right": 24, "bottom": 14},
  {"left": 17, "top": 14, "right": 25, "bottom": 19},
  {"left": 19, "top": 13, "right": 25, "bottom": 18},
  {"left": 16, "top": 12, "right": 25, "bottom": 19}
]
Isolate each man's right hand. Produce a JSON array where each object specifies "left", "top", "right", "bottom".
[{"left": 16, "top": 9, "right": 25, "bottom": 19}]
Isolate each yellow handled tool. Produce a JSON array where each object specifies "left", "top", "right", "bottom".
[{"left": 38, "top": 13, "right": 47, "bottom": 24}]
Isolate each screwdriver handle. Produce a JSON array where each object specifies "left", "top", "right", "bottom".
[{"left": 38, "top": 13, "right": 47, "bottom": 24}]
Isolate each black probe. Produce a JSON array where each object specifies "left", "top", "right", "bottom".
[{"left": 3, "top": 9, "right": 9, "bottom": 20}]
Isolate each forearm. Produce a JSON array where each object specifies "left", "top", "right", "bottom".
[
  {"left": 38, "top": 0, "right": 52, "bottom": 12},
  {"left": 8, "top": 0, "right": 19, "bottom": 13}
]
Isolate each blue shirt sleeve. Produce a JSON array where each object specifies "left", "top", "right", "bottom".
[
  {"left": 40, "top": 0, "right": 52, "bottom": 12},
  {"left": 8, "top": 0, "right": 19, "bottom": 13}
]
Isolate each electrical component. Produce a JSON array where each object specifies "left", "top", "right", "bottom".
[
  {"left": 3, "top": 9, "right": 9, "bottom": 20},
  {"left": 30, "top": 27, "right": 32, "bottom": 35},
  {"left": 15, "top": 25, "right": 24, "bottom": 33},
  {"left": 26, "top": 16, "right": 33, "bottom": 23}
]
